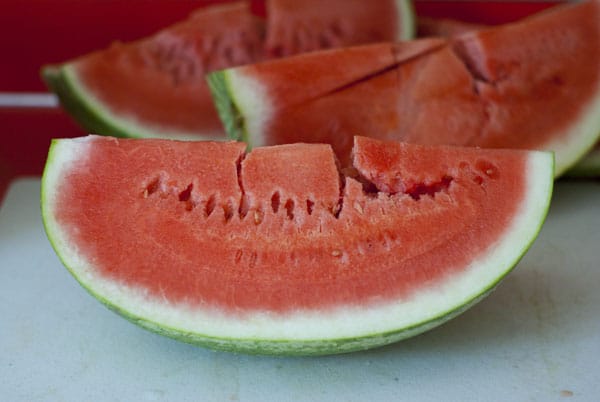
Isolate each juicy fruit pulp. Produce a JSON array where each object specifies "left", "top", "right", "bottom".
[
  {"left": 42, "top": 0, "right": 415, "bottom": 140},
  {"left": 209, "top": 0, "right": 600, "bottom": 176},
  {"left": 42, "top": 135, "right": 553, "bottom": 355}
]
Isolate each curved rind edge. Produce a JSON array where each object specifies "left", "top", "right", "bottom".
[
  {"left": 41, "top": 139, "right": 554, "bottom": 356},
  {"left": 211, "top": 69, "right": 273, "bottom": 148},
  {"left": 42, "top": 64, "right": 221, "bottom": 141},
  {"left": 396, "top": 0, "right": 416, "bottom": 40},
  {"left": 551, "top": 57, "right": 600, "bottom": 176},
  {"left": 42, "top": 65, "right": 127, "bottom": 138}
]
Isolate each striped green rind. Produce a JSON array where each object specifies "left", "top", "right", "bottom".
[
  {"left": 396, "top": 0, "right": 416, "bottom": 40},
  {"left": 206, "top": 70, "right": 248, "bottom": 144},
  {"left": 41, "top": 65, "right": 132, "bottom": 138},
  {"left": 43, "top": 64, "right": 222, "bottom": 140},
  {"left": 41, "top": 137, "right": 554, "bottom": 356}
]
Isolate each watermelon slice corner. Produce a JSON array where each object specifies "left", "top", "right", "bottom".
[{"left": 41, "top": 135, "right": 553, "bottom": 356}]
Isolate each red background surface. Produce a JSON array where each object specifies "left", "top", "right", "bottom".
[{"left": 0, "top": 1, "right": 561, "bottom": 201}]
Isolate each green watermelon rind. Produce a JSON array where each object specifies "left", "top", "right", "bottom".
[
  {"left": 42, "top": 64, "right": 222, "bottom": 141},
  {"left": 396, "top": 0, "right": 416, "bottom": 40},
  {"left": 207, "top": 68, "right": 274, "bottom": 148},
  {"left": 41, "top": 139, "right": 554, "bottom": 356},
  {"left": 42, "top": 65, "right": 129, "bottom": 138},
  {"left": 206, "top": 70, "right": 248, "bottom": 144},
  {"left": 210, "top": 61, "right": 600, "bottom": 178}
]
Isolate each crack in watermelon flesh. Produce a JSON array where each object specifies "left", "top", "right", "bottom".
[
  {"left": 210, "top": 0, "right": 600, "bottom": 176},
  {"left": 45, "top": 135, "right": 545, "bottom": 314}
]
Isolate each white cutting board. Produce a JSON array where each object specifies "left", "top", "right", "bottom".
[{"left": 1, "top": 178, "right": 599, "bottom": 401}]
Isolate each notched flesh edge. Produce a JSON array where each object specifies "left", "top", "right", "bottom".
[{"left": 139, "top": 142, "right": 503, "bottom": 224}]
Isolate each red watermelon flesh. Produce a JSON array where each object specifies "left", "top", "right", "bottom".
[
  {"left": 265, "top": 0, "right": 414, "bottom": 57},
  {"left": 43, "top": 0, "right": 414, "bottom": 141},
  {"left": 53, "top": 1, "right": 264, "bottom": 139},
  {"left": 415, "top": 11, "right": 600, "bottom": 178},
  {"left": 42, "top": 135, "right": 553, "bottom": 354},
  {"left": 209, "top": 0, "right": 600, "bottom": 176}
]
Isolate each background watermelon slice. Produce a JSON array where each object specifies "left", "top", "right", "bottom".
[
  {"left": 42, "top": 135, "right": 553, "bottom": 355},
  {"left": 209, "top": 0, "right": 600, "bottom": 176},
  {"left": 264, "top": 0, "right": 415, "bottom": 57},
  {"left": 42, "top": 0, "right": 415, "bottom": 140},
  {"left": 415, "top": 11, "right": 600, "bottom": 179}
]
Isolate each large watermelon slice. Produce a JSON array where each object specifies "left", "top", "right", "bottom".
[
  {"left": 42, "top": 135, "right": 553, "bottom": 355},
  {"left": 208, "top": 0, "right": 600, "bottom": 176},
  {"left": 42, "top": 0, "right": 415, "bottom": 140}
]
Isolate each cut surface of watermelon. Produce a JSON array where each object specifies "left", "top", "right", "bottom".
[
  {"left": 264, "top": 0, "right": 415, "bottom": 57},
  {"left": 44, "top": 1, "right": 264, "bottom": 140},
  {"left": 42, "top": 135, "right": 553, "bottom": 355},
  {"left": 43, "top": 0, "right": 415, "bottom": 141},
  {"left": 209, "top": 0, "right": 600, "bottom": 176}
]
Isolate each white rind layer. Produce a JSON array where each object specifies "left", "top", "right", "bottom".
[
  {"left": 42, "top": 137, "right": 553, "bottom": 354},
  {"left": 549, "top": 77, "right": 600, "bottom": 176},
  {"left": 224, "top": 69, "right": 274, "bottom": 148},
  {"left": 62, "top": 65, "right": 224, "bottom": 141}
]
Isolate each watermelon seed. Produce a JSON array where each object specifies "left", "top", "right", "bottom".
[
  {"left": 331, "top": 250, "right": 342, "bottom": 258},
  {"left": 353, "top": 202, "right": 364, "bottom": 215},
  {"left": 249, "top": 252, "right": 258, "bottom": 269},
  {"left": 253, "top": 210, "right": 263, "bottom": 225},
  {"left": 205, "top": 195, "right": 216, "bottom": 217},
  {"left": 306, "top": 199, "right": 314, "bottom": 215},
  {"left": 285, "top": 199, "right": 295, "bottom": 220},
  {"left": 178, "top": 183, "right": 193, "bottom": 202},
  {"left": 271, "top": 192, "right": 281, "bottom": 213},
  {"left": 144, "top": 177, "right": 161, "bottom": 197},
  {"left": 234, "top": 249, "right": 243, "bottom": 264},
  {"left": 476, "top": 160, "right": 499, "bottom": 179},
  {"left": 223, "top": 201, "right": 235, "bottom": 222}
]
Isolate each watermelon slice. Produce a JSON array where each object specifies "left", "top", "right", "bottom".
[
  {"left": 43, "top": 2, "right": 264, "bottom": 140},
  {"left": 42, "top": 135, "right": 553, "bottom": 355},
  {"left": 208, "top": 0, "right": 600, "bottom": 176},
  {"left": 42, "top": 0, "right": 415, "bottom": 140}
]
